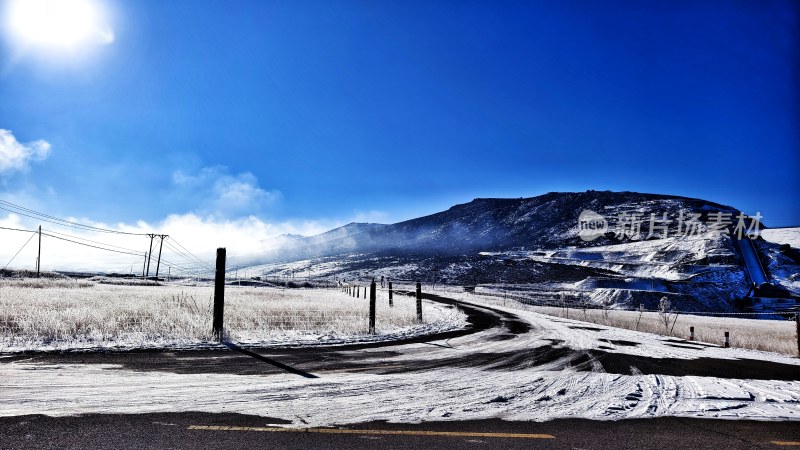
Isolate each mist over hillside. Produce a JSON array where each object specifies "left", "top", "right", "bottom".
[
  {"left": 264, "top": 191, "right": 740, "bottom": 261},
  {"left": 247, "top": 191, "right": 799, "bottom": 313}
]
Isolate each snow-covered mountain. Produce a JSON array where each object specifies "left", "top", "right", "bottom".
[
  {"left": 247, "top": 191, "right": 799, "bottom": 312},
  {"left": 268, "top": 191, "right": 741, "bottom": 258}
]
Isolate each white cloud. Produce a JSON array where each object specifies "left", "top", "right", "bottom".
[
  {"left": 171, "top": 166, "right": 281, "bottom": 217},
  {"left": 0, "top": 129, "right": 51, "bottom": 173},
  {"left": 0, "top": 211, "right": 339, "bottom": 274}
]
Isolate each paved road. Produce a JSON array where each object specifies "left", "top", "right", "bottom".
[{"left": 1, "top": 412, "right": 798, "bottom": 449}]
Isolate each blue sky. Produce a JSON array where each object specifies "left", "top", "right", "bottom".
[{"left": 1, "top": 0, "right": 798, "bottom": 231}]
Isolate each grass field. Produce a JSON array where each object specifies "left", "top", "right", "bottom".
[{"left": 0, "top": 278, "right": 466, "bottom": 351}]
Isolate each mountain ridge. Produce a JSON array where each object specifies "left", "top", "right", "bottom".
[{"left": 266, "top": 190, "right": 741, "bottom": 262}]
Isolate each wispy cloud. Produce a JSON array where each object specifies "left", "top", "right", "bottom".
[
  {"left": 351, "top": 210, "right": 390, "bottom": 224},
  {"left": 0, "top": 129, "right": 51, "bottom": 174},
  {"left": 171, "top": 166, "right": 281, "bottom": 217}
]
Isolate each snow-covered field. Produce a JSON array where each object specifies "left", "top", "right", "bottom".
[
  {"left": 441, "top": 289, "right": 799, "bottom": 356},
  {"left": 0, "top": 281, "right": 467, "bottom": 352},
  {"left": 1, "top": 296, "right": 798, "bottom": 426},
  {"left": 763, "top": 228, "right": 800, "bottom": 249}
]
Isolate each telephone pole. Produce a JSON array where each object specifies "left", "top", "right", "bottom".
[
  {"left": 145, "top": 234, "right": 155, "bottom": 278},
  {"left": 154, "top": 235, "right": 167, "bottom": 278}
]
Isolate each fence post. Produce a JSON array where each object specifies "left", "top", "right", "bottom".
[
  {"left": 416, "top": 281, "right": 422, "bottom": 323},
  {"left": 724, "top": 331, "right": 730, "bottom": 348},
  {"left": 388, "top": 281, "right": 393, "bottom": 307},
  {"left": 369, "top": 278, "right": 376, "bottom": 334},
  {"left": 689, "top": 326, "right": 695, "bottom": 341},
  {"left": 795, "top": 313, "right": 799, "bottom": 357},
  {"left": 212, "top": 247, "right": 226, "bottom": 342}
]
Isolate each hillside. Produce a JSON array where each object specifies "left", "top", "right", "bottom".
[
  {"left": 246, "top": 191, "right": 798, "bottom": 313},
  {"left": 269, "top": 191, "right": 741, "bottom": 259}
]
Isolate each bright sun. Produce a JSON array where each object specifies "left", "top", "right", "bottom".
[{"left": 6, "top": 0, "right": 113, "bottom": 50}]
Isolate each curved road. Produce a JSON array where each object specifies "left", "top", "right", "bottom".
[
  {"left": 5, "top": 293, "right": 795, "bottom": 380},
  {"left": 2, "top": 293, "right": 799, "bottom": 449}
]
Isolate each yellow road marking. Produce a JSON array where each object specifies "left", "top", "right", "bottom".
[
  {"left": 772, "top": 442, "right": 800, "bottom": 446},
  {"left": 188, "top": 425, "right": 555, "bottom": 439}
]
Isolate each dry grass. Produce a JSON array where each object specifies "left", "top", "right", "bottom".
[
  {"left": 0, "top": 281, "right": 463, "bottom": 351},
  {"left": 0, "top": 278, "right": 94, "bottom": 289}
]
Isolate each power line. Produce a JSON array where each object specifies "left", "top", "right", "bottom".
[
  {"left": 40, "top": 232, "right": 143, "bottom": 256},
  {"left": 165, "top": 237, "right": 214, "bottom": 270},
  {"left": 0, "top": 201, "right": 218, "bottom": 275},
  {"left": 42, "top": 228, "right": 145, "bottom": 254},
  {"left": 0, "top": 224, "right": 36, "bottom": 233},
  {"left": 3, "top": 230, "right": 37, "bottom": 269},
  {"left": 0, "top": 200, "right": 150, "bottom": 236},
  {"left": 161, "top": 240, "right": 204, "bottom": 268},
  {"left": 159, "top": 241, "right": 212, "bottom": 272},
  {"left": 166, "top": 237, "right": 212, "bottom": 269}
]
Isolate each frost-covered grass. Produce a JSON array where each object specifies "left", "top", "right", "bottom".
[
  {"left": 0, "top": 278, "right": 94, "bottom": 289},
  {"left": 0, "top": 281, "right": 466, "bottom": 352},
  {"left": 225, "top": 286, "right": 465, "bottom": 345}
]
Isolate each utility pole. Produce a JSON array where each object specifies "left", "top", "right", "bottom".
[
  {"left": 145, "top": 234, "right": 155, "bottom": 278},
  {"left": 36, "top": 225, "right": 41, "bottom": 277},
  {"left": 142, "top": 252, "right": 147, "bottom": 277},
  {"left": 154, "top": 235, "right": 167, "bottom": 279}
]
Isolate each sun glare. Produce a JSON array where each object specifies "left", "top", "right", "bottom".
[{"left": 6, "top": 0, "right": 113, "bottom": 50}]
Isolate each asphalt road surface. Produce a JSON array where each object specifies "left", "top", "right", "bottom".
[{"left": 1, "top": 412, "right": 799, "bottom": 449}]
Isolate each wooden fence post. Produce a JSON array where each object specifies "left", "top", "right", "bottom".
[
  {"left": 212, "top": 247, "right": 226, "bottom": 342},
  {"left": 416, "top": 281, "right": 422, "bottom": 323},
  {"left": 689, "top": 326, "right": 695, "bottom": 341},
  {"left": 724, "top": 331, "right": 730, "bottom": 348},
  {"left": 369, "top": 278, "right": 376, "bottom": 334},
  {"left": 388, "top": 281, "right": 393, "bottom": 307},
  {"left": 795, "top": 313, "right": 799, "bottom": 357}
]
